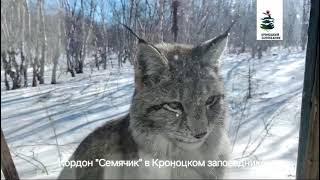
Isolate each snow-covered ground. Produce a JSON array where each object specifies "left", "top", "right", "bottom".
[
  {"left": 1, "top": 48, "right": 305, "bottom": 179},
  {"left": 222, "top": 48, "right": 304, "bottom": 179}
]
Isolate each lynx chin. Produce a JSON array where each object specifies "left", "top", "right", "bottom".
[{"left": 59, "top": 29, "right": 231, "bottom": 179}]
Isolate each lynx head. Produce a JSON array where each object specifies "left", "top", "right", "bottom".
[{"left": 130, "top": 32, "right": 229, "bottom": 151}]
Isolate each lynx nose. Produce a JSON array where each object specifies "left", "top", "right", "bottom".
[{"left": 194, "top": 132, "right": 207, "bottom": 139}]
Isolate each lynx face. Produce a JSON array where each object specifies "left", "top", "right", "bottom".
[{"left": 130, "top": 34, "right": 228, "bottom": 150}]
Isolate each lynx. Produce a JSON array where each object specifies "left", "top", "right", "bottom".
[{"left": 58, "top": 29, "right": 231, "bottom": 179}]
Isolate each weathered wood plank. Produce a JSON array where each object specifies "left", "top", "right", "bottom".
[
  {"left": 296, "top": 0, "right": 319, "bottom": 178},
  {"left": 1, "top": 128, "right": 20, "bottom": 180}
]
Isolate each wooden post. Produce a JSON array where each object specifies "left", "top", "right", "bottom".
[
  {"left": 1, "top": 128, "right": 20, "bottom": 180},
  {"left": 296, "top": 0, "right": 319, "bottom": 178}
]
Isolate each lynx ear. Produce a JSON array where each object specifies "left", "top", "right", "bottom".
[
  {"left": 135, "top": 43, "right": 168, "bottom": 91},
  {"left": 195, "top": 32, "right": 229, "bottom": 67},
  {"left": 194, "top": 19, "right": 236, "bottom": 67}
]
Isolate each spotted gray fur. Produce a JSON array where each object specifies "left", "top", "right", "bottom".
[{"left": 58, "top": 31, "right": 230, "bottom": 179}]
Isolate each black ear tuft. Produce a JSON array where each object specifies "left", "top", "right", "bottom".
[
  {"left": 121, "top": 23, "right": 169, "bottom": 90},
  {"left": 194, "top": 34, "right": 228, "bottom": 67},
  {"left": 193, "top": 21, "right": 235, "bottom": 67}
]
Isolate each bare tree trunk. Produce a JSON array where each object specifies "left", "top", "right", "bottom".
[
  {"left": 23, "top": 0, "right": 32, "bottom": 87},
  {"left": 1, "top": 128, "right": 20, "bottom": 180},
  {"left": 257, "top": 47, "right": 262, "bottom": 59},
  {"left": 240, "top": 24, "right": 248, "bottom": 53},
  {"left": 66, "top": 51, "right": 75, "bottom": 77},
  {"left": 94, "top": 53, "right": 100, "bottom": 70},
  {"left": 102, "top": 48, "right": 107, "bottom": 70},
  {"left": 1, "top": 1, "right": 24, "bottom": 90},
  {"left": 257, "top": 42, "right": 263, "bottom": 59},
  {"left": 32, "top": 0, "right": 41, "bottom": 87},
  {"left": 171, "top": 0, "right": 179, "bottom": 42},
  {"left": 19, "top": 0, "right": 28, "bottom": 87},
  {"left": 51, "top": 0, "right": 63, "bottom": 84},
  {"left": 77, "top": 0, "right": 85, "bottom": 74},
  {"left": 32, "top": 60, "right": 38, "bottom": 87},
  {"left": 247, "top": 58, "right": 252, "bottom": 99},
  {"left": 1, "top": 51, "right": 10, "bottom": 90},
  {"left": 301, "top": 0, "right": 309, "bottom": 51},
  {"left": 159, "top": 0, "right": 165, "bottom": 42},
  {"left": 4, "top": 72, "right": 10, "bottom": 90},
  {"left": 51, "top": 51, "right": 59, "bottom": 84},
  {"left": 251, "top": 43, "right": 256, "bottom": 58},
  {"left": 9, "top": 49, "right": 22, "bottom": 90},
  {"left": 38, "top": 0, "right": 46, "bottom": 84}
]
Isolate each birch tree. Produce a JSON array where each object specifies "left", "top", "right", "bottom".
[
  {"left": 38, "top": 0, "right": 47, "bottom": 84},
  {"left": 51, "top": 0, "right": 64, "bottom": 84}
]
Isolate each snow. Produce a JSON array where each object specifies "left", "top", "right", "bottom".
[
  {"left": 1, "top": 48, "right": 305, "bottom": 179},
  {"left": 222, "top": 49, "right": 304, "bottom": 179}
]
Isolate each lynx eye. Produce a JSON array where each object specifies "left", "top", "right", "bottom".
[
  {"left": 167, "top": 102, "right": 183, "bottom": 110},
  {"left": 206, "top": 95, "right": 223, "bottom": 106},
  {"left": 147, "top": 102, "right": 183, "bottom": 115},
  {"left": 163, "top": 102, "right": 183, "bottom": 115}
]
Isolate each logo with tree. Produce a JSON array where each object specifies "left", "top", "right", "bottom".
[{"left": 260, "top": 10, "right": 274, "bottom": 30}]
